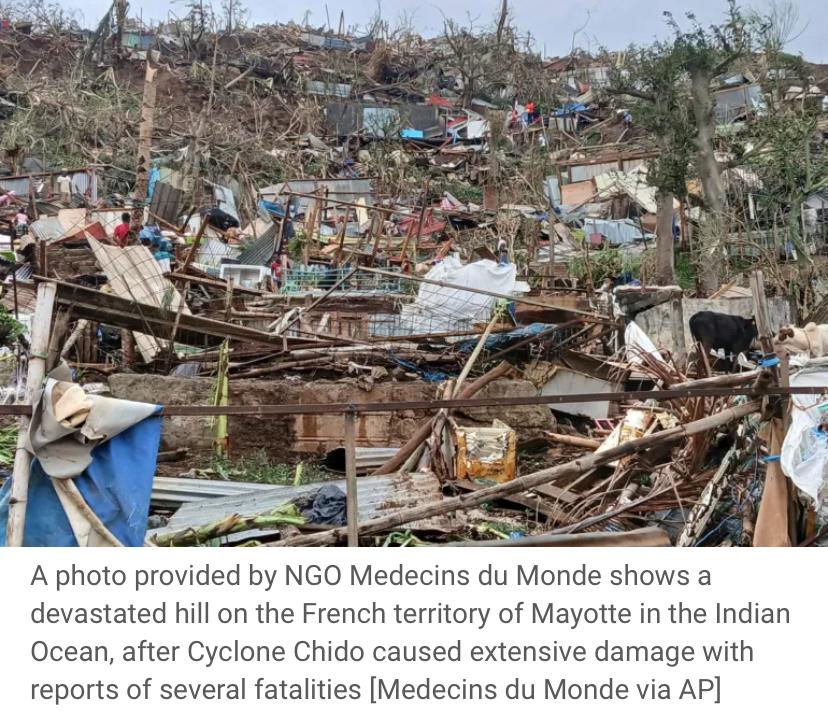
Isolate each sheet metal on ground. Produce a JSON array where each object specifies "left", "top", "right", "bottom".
[
  {"left": 88, "top": 237, "right": 191, "bottom": 361},
  {"left": 160, "top": 471, "right": 450, "bottom": 537}
]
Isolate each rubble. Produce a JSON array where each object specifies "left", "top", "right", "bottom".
[{"left": 0, "top": 4, "right": 827, "bottom": 547}]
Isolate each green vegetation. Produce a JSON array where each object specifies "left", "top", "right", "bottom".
[
  {"left": 0, "top": 425, "right": 18, "bottom": 467},
  {"left": 567, "top": 248, "right": 641, "bottom": 285},
  {"left": 202, "top": 449, "right": 336, "bottom": 486},
  {"left": 0, "top": 308, "right": 26, "bottom": 348}
]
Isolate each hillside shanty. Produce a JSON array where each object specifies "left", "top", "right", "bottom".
[{"left": 0, "top": 1, "right": 826, "bottom": 547}]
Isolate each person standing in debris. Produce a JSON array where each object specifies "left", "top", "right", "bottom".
[
  {"left": 623, "top": 111, "right": 633, "bottom": 129},
  {"left": 497, "top": 239, "right": 509, "bottom": 265},
  {"left": 55, "top": 171, "right": 72, "bottom": 204},
  {"left": 0, "top": 190, "right": 15, "bottom": 207},
  {"left": 113, "top": 212, "right": 131, "bottom": 247},
  {"left": 271, "top": 257, "right": 283, "bottom": 288},
  {"left": 14, "top": 210, "right": 28, "bottom": 238}
]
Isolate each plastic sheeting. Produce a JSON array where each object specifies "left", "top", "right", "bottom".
[
  {"left": 624, "top": 321, "right": 665, "bottom": 365},
  {"left": 584, "top": 218, "right": 653, "bottom": 246},
  {"left": 396, "top": 257, "right": 518, "bottom": 336},
  {"left": 780, "top": 367, "right": 828, "bottom": 509},
  {"left": 0, "top": 413, "right": 163, "bottom": 546},
  {"left": 455, "top": 322, "right": 558, "bottom": 353}
]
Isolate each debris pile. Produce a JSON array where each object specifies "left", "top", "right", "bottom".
[{"left": 0, "top": 4, "right": 827, "bottom": 547}]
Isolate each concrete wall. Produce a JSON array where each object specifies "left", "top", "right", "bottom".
[
  {"left": 108, "top": 375, "right": 553, "bottom": 460},
  {"left": 634, "top": 296, "right": 793, "bottom": 355}
]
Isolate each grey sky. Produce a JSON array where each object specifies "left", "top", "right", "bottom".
[{"left": 63, "top": 1, "right": 827, "bottom": 62}]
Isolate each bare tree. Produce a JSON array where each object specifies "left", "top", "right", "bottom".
[{"left": 220, "top": 0, "right": 249, "bottom": 35}]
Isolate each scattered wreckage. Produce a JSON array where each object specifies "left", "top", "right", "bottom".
[{"left": 0, "top": 13, "right": 825, "bottom": 548}]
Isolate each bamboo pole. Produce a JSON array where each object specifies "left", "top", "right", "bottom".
[
  {"left": 665, "top": 369, "right": 761, "bottom": 390},
  {"left": 272, "top": 401, "right": 761, "bottom": 547},
  {"left": 344, "top": 410, "right": 358, "bottom": 547},
  {"left": 181, "top": 216, "right": 210, "bottom": 272},
  {"left": 6, "top": 281, "right": 57, "bottom": 546},
  {"left": 546, "top": 432, "right": 602, "bottom": 449}
]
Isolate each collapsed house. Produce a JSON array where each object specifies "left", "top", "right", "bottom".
[{"left": 0, "top": 10, "right": 825, "bottom": 548}]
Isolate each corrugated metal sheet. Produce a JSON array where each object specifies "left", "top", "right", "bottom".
[
  {"left": 152, "top": 476, "right": 272, "bottom": 507},
  {"left": 213, "top": 183, "right": 238, "bottom": 221},
  {"left": 306, "top": 80, "right": 351, "bottom": 97},
  {"left": 570, "top": 161, "right": 620, "bottom": 183},
  {"left": 236, "top": 223, "right": 277, "bottom": 266},
  {"left": 30, "top": 217, "right": 65, "bottom": 241},
  {"left": 259, "top": 178, "right": 374, "bottom": 214},
  {"left": 0, "top": 170, "right": 98, "bottom": 201},
  {"left": 71, "top": 171, "right": 98, "bottom": 201},
  {"left": 88, "top": 237, "right": 190, "bottom": 362},
  {"left": 161, "top": 472, "right": 443, "bottom": 534},
  {"left": 149, "top": 181, "right": 183, "bottom": 225},
  {"left": 0, "top": 177, "right": 32, "bottom": 196}
]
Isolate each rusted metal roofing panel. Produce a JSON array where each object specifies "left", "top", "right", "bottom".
[{"left": 161, "top": 471, "right": 445, "bottom": 534}]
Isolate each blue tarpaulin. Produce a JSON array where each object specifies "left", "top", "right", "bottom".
[
  {"left": 553, "top": 103, "right": 589, "bottom": 117},
  {"left": 147, "top": 166, "right": 161, "bottom": 201},
  {"left": 455, "top": 323, "right": 559, "bottom": 353},
  {"left": 0, "top": 411, "right": 162, "bottom": 547}
]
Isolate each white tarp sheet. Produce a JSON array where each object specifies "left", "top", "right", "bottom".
[
  {"left": 624, "top": 321, "right": 665, "bottom": 365},
  {"left": 780, "top": 366, "right": 828, "bottom": 511},
  {"left": 395, "top": 256, "right": 518, "bottom": 336}
]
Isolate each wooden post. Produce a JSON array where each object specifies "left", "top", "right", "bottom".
[
  {"left": 344, "top": 409, "right": 358, "bottom": 547},
  {"left": 670, "top": 295, "right": 687, "bottom": 369},
  {"left": 131, "top": 60, "right": 158, "bottom": 236},
  {"left": 6, "top": 281, "right": 57, "bottom": 546},
  {"left": 276, "top": 194, "right": 294, "bottom": 255},
  {"left": 120, "top": 329, "right": 135, "bottom": 368},
  {"left": 182, "top": 215, "right": 209, "bottom": 272}
]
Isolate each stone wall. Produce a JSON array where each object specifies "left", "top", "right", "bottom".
[
  {"left": 635, "top": 296, "right": 793, "bottom": 356},
  {"left": 108, "top": 375, "right": 553, "bottom": 460}
]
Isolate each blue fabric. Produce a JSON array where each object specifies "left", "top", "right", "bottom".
[
  {"left": 0, "top": 412, "right": 163, "bottom": 547},
  {"left": 258, "top": 199, "right": 287, "bottom": 218},
  {"left": 455, "top": 323, "right": 556, "bottom": 353},
  {"left": 388, "top": 354, "right": 451, "bottom": 382},
  {"left": 147, "top": 166, "right": 160, "bottom": 201},
  {"left": 553, "top": 103, "right": 588, "bottom": 117},
  {"left": 139, "top": 225, "right": 163, "bottom": 244}
]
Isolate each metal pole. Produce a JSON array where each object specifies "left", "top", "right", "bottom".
[{"left": 344, "top": 409, "right": 358, "bottom": 547}]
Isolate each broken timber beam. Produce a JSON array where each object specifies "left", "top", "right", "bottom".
[
  {"left": 41, "top": 277, "right": 287, "bottom": 349},
  {"left": 270, "top": 401, "right": 761, "bottom": 546}
]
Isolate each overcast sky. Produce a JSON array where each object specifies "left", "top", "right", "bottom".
[{"left": 64, "top": 1, "right": 827, "bottom": 62}]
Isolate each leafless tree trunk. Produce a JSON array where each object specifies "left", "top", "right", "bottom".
[
  {"left": 690, "top": 68, "right": 727, "bottom": 295},
  {"left": 496, "top": 0, "right": 508, "bottom": 45}
]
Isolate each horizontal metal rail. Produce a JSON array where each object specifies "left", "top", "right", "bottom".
[{"left": 0, "top": 385, "right": 823, "bottom": 418}]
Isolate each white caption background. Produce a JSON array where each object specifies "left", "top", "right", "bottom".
[{"left": 0, "top": 548, "right": 823, "bottom": 721}]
